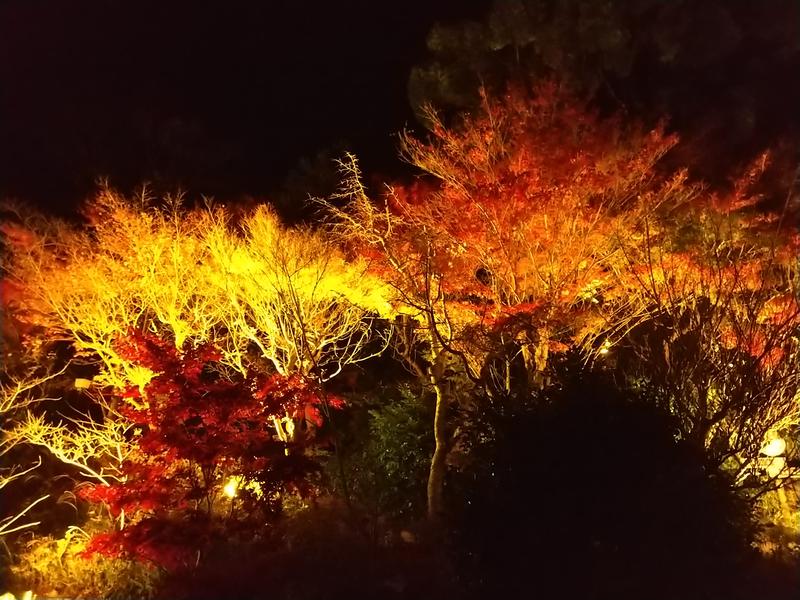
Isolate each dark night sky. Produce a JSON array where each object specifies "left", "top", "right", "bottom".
[{"left": 0, "top": 0, "right": 491, "bottom": 214}]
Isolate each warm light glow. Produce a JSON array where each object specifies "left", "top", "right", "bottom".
[
  {"left": 599, "top": 340, "right": 612, "bottom": 355},
  {"left": 0, "top": 592, "right": 35, "bottom": 600},
  {"left": 223, "top": 476, "right": 240, "bottom": 498},
  {"left": 761, "top": 437, "right": 786, "bottom": 457},
  {"left": 74, "top": 378, "right": 93, "bottom": 390}
]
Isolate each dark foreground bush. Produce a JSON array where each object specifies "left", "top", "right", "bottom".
[
  {"left": 447, "top": 373, "right": 763, "bottom": 600},
  {"left": 154, "top": 501, "right": 458, "bottom": 600}
]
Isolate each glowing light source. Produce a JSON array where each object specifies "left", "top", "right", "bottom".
[
  {"left": 74, "top": 378, "right": 93, "bottom": 389},
  {"left": 0, "top": 592, "right": 35, "bottom": 600},
  {"left": 223, "top": 476, "right": 240, "bottom": 498},
  {"left": 599, "top": 340, "right": 612, "bottom": 355},
  {"left": 761, "top": 437, "right": 786, "bottom": 458}
]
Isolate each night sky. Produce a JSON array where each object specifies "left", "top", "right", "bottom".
[
  {"left": 2, "top": 0, "right": 799, "bottom": 217},
  {"left": 0, "top": 0, "right": 490, "bottom": 214}
]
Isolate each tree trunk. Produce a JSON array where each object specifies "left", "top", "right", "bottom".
[
  {"left": 521, "top": 330, "right": 550, "bottom": 391},
  {"left": 426, "top": 378, "right": 448, "bottom": 521}
]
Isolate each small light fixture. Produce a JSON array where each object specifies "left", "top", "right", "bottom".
[
  {"left": 74, "top": 378, "right": 92, "bottom": 389},
  {"left": 599, "top": 340, "right": 611, "bottom": 355},
  {"left": 761, "top": 437, "right": 786, "bottom": 458},
  {"left": 223, "top": 476, "right": 240, "bottom": 498}
]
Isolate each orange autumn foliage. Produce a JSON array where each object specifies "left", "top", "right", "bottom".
[{"left": 332, "top": 82, "right": 699, "bottom": 383}]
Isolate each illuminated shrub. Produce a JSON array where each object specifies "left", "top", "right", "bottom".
[{"left": 9, "top": 522, "right": 160, "bottom": 600}]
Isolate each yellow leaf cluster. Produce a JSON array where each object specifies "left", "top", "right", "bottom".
[{"left": 2, "top": 188, "right": 391, "bottom": 389}]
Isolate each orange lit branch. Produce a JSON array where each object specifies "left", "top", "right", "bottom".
[{"left": 606, "top": 171, "right": 800, "bottom": 486}]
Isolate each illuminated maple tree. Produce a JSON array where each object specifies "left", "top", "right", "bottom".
[
  {"left": 1, "top": 191, "right": 214, "bottom": 391},
  {"left": 607, "top": 158, "right": 800, "bottom": 490},
  {"left": 327, "top": 82, "right": 695, "bottom": 518},
  {"left": 197, "top": 203, "right": 390, "bottom": 380},
  {"left": 0, "top": 357, "right": 69, "bottom": 538},
  {"left": 1, "top": 188, "right": 389, "bottom": 393},
  {"left": 78, "top": 331, "right": 337, "bottom": 570}
]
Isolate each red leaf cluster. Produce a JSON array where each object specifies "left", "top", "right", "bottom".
[
  {"left": 81, "top": 516, "right": 212, "bottom": 571},
  {"left": 80, "top": 330, "right": 341, "bottom": 570}
]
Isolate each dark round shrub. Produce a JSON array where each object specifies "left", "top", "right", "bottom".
[{"left": 448, "top": 372, "right": 755, "bottom": 600}]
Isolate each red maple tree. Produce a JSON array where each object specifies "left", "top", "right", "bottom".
[{"left": 79, "top": 330, "right": 341, "bottom": 570}]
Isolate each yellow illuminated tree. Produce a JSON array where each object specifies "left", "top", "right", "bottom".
[
  {"left": 2, "top": 188, "right": 389, "bottom": 392},
  {"left": 0, "top": 366, "right": 67, "bottom": 538},
  {"left": 5, "top": 410, "right": 132, "bottom": 487},
  {"left": 1, "top": 188, "right": 390, "bottom": 504},
  {"left": 199, "top": 204, "right": 391, "bottom": 380},
  {"left": 2, "top": 192, "right": 179, "bottom": 391}
]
